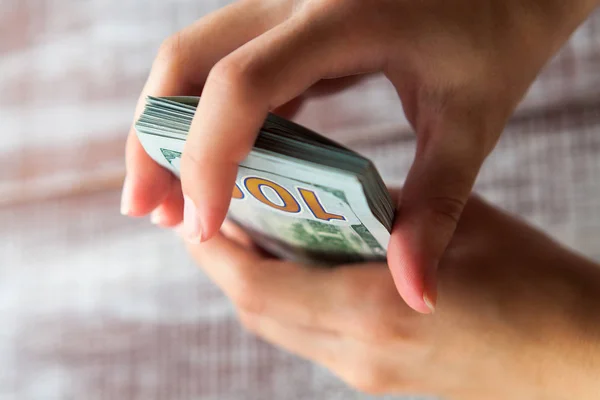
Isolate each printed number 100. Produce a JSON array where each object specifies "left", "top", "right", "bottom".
[{"left": 232, "top": 177, "right": 346, "bottom": 222}]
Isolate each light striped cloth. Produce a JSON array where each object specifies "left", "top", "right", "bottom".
[{"left": 0, "top": 1, "right": 599, "bottom": 399}]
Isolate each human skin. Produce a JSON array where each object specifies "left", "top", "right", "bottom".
[
  {"left": 181, "top": 193, "right": 600, "bottom": 399},
  {"left": 121, "top": 0, "right": 600, "bottom": 313}
]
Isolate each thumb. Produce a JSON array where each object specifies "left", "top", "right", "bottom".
[{"left": 387, "top": 128, "right": 487, "bottom": 314}]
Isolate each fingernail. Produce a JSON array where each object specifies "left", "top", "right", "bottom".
[
  {"left": 423, "top": 292, "right": 436, "bottom": 313},
  {"left": 120, "top": 176, "right": 132, "bottom": 216},
  {"left": 183, "top": 195, "right": 202, "bottom": 243}
]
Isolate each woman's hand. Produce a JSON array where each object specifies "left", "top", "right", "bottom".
[
  {"left": 181, "top": 195, "right": 600, "bottom": 399},
  {"left": 123, "top": 0, "right": 600, "bottom": 313}
]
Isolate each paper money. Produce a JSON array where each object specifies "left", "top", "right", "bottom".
[{"left": 135, "top": 96, "right": 394, "bottom": 265}]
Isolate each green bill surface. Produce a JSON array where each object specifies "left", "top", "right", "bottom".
[{"left": 135, "top": 96, "right": 393, "bottom": 265}]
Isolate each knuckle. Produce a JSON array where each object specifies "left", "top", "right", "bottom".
[
  {"left": 426, "top": 195, "right": 466, "bottom": 225},
  {"left": 344, "top": 362, "right": 388, "bottom": 395},
  {"left": 157, "top": 31, "right": 186, "bottom": 66},
  {"left": 335, "top": 273, "right": 399, "bottom": 342},
  {"left": 180, "top": 147, "right": 203, "bottom": 172},
  {"left": 208, "top": 56, "right": 257, "bottom": 92},
  {"left": 358, "top": 314, "right": 398, "bottom": 343},
  {"left": 228, "top": 273, "right": 266, "bottom": 316},
  {"left": 358, "top": 301, "right": 398, "bottom": 342},
  {"left": 344, "top": 272, "right": 400, "bottom": 342},
  {"left": 293, "top": 0, "right": 329, "bottom": 13},
  {"left": 340, "top": 273, "right": 366, "bottom": 301},
  {"left": 295, "top": 0, "right": 367, "bottom": 24},
  {"left": 179, "top": 151, "right": 209, "bottom": 191}
]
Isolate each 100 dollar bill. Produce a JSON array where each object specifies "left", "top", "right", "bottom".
[{"left": 137, "top": 131, "right": 391, "bottom": 265}]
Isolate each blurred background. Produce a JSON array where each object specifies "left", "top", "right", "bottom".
[{"left": 1, "top": 1, "right": 599, "bottom": 399}]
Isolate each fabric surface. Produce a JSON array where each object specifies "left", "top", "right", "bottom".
[{"left": 1, "top": 1, "right": 599, "bottom": 399}]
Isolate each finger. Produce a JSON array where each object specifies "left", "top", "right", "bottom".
[
  {"left": 184, "top": 234, "right": 412, "bottom": 337},
  {"left": 238, "top": 310, "right": 342, "bottom": 369},
  {"left": 122, "top": 0, "right": 292, "bottom": 217},
  {"left": 185, "top": 233, "right": 334, "bottom": 329},
  {"left": 180, "top": 11, "right": 386, "bottom": 243},
  {"left": 131, "top": 73, "right": 366, "bottom": 220},
  {"left": 150, "top": 179, "right": 184, "bottom": 228},
  {"left": 387, "top": 123, "right": 487, "bottom": 314},
  {"left": 219, "top": 220, "right": 286, "bottom": 258},
  {"left": 122, "top": 137, "right": 174, "bottom": 217},
  {"left": 220, "top": 219, "right": 256, "bottom": 250}
]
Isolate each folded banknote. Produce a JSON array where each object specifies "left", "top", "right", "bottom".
[{"left": 136, "top": 96, "right": 394, "bottom": 265}]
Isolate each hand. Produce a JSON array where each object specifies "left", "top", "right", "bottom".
[
  {"left": 181, "top": 194, "right": 600, "bottom": 399},
  {"left": 122, "top": 0, "right": 600, "bottom": 313}
]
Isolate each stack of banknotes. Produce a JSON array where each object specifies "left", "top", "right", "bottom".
[{"left": 136, "top": 96, "right": 394, "bottom": 265}]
